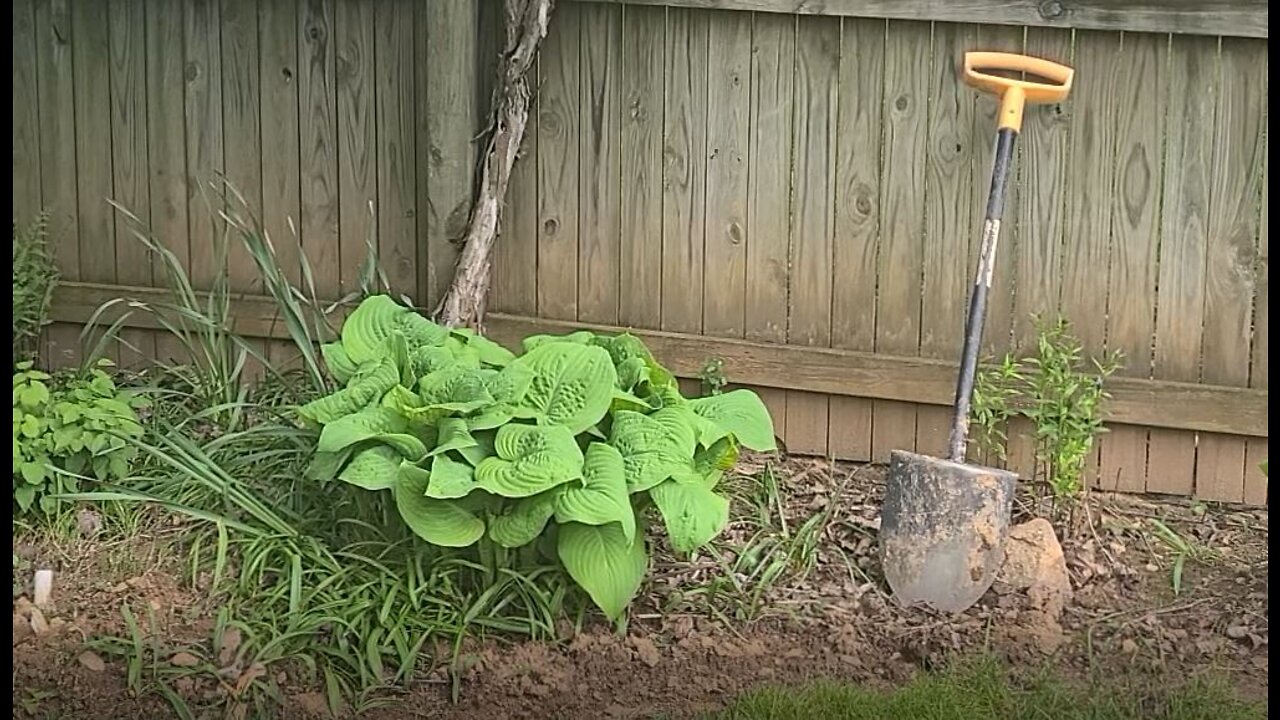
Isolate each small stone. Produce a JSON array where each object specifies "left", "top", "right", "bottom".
[
  {"left": 12, "top": 614, "right": 33, "bottom": 645},
  {"left": 76, "top": 508, "right": 103, "bottom": 537},
  {"left": 1121, "top": 639, "right": 1138, "bottom": 654},
  {"left": 1144, "top": 563, "right": 1159, "bottom": 572},
  {"left": 995, "top": 518, "right": 1073, "bottom": 620},
  {"left": 28, "top": 607, "right": 50, "bottom": 635},
  {"left": 1225, "top": 625, "right": 1250, "bottom": 640},
  {"left": 628, "top": 636, "right": 661, "bottom": 668},
  {"left": 169, "top": 652, "right": 201, "bottom": 667},
  {"left": 78, "top": 650, "right": 107, "bottom": 672}
]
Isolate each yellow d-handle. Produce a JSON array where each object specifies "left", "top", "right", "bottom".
[{"left": 962, "top": 52, "right": 1074, "bottom": 133}]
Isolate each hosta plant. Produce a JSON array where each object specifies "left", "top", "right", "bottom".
[
  {"left": 12, "top": 360, "right": 147, "bottom": 514},
  {"left": 300, "top": 295, "right": 777, "bottom": 620}
]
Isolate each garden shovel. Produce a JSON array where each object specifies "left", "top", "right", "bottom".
[{"left": 878, "top": 52, "right": 1075, "bottom": 613}]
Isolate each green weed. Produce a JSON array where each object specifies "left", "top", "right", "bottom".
[
  {"left": 12, "top": 213, "right": 57, "bottom": 366},
  {"left": 971, "top": 315, "right": 1121, "bottom": 500}
]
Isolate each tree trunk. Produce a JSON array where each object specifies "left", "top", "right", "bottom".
[{"left": 434, "top": 0, "right": 554, "bottom": 329}]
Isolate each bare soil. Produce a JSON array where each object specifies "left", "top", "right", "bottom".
[{"left": 12, "top": 458, "right": 1269, "bottom": 719}]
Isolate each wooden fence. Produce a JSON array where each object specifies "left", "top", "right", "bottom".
[
  {"left": 487, "top": 0, "right": 1269, "bottom": 504},
  {"left": 11, "top": 0, "right": 1269, "bottom": 505}
]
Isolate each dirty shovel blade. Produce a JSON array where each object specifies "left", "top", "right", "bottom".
[{"left": 878, "top": 450, "right": 1017, "bottom": 613}]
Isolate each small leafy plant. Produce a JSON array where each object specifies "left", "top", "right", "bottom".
[
  {"left": 970, "top": 316, "right": 1121, "bottom": 499},
  {"left": 12, "top": 360, "right": 147, "bottom": 514},
  {"left": 300, "top": 295, "right": 778, "bottom": 620},
  {"left": 698, "top": 357, "right": 728, "bottom": 396},
  {"left": 13, "top": 214, "right": 58, "bottom": 365}
]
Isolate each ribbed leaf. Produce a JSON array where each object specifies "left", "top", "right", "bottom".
[
  {"left": 689, "top": 390, "right": 777, "bottom": 452},
  {"left": 393, "top": 461, "right": 484, "bottom": 548},
  {"left": 557, "top": 522, "right": 647, "bottom": 621},
  {"left": 649, "top": 478, "right": 730, "bottom": 553},
  {"left": 474, "top": 424, "right": 583, "bottom": 498},
  {"left": 337, "top": 445, "right": 401, "bottom": 491},
  {"left": 514, "top": 342, "right": 617, "bottom": 434},
  {"left": 555, "top": 443, "right": 635, "bottom": 541},
  {"left": 487, "top": 489, "right": 561, "bottom": 548}
]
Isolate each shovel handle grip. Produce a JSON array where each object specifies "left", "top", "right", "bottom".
[{"left": 962, "top": 52, "right": 1074, "bottom": 132}]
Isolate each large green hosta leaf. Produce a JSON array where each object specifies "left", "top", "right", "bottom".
[
  {"left": 592, "top": 333, "right": 674, "bottom": 391},
  {"left": 320, "top": 342, "right": 360, "bottom": 385},
  {"left": 338, "top": 445, "right": 402, "bottom": 491},
  {"left": 689, "top": 390, "right": 777, "bottom": 452},
  {"left": 418, "top": 365, "right": 495, "bottom": 414},
  {"left": 341, "top": 295, "right": 448, "bottom": 364},
  {"left": 393, "top": 462, "right": 484, "bottom": 547},
  {"left": 424, "top": 453, "right": 478, "bottom": 499},
  {"left": 521, "top": 331, "right": 595, "bottom": 354},
  {"left": 514, "top": 342, "right": 617, "bottom": 434},
  {"left": 558, "top": 522, "right": 647, "bottom": 621},
  {"left": 450, "top": 327, "right": 517, "bottom": 367},
  {"left": 317, "top": 406, "right": 427, "bottom": 460},
  {"left": 649, "top": 477, "right": 730, "bottom": 554},
  {"left": 298, "top": 355, "right": 400, "bottom": 424},
  {"left": 429, "top": 417, "right": 478, "bottom": 457},
  {"left": 608, "top": 407, "right": 697, "bottom": 493},
  {"left": 487, "top": 488, "right": 562, "bottom": 548},
  {"left": 474, "top": 424, "right": 583, "bottom": 498},
  {"left": 555, "top": 443, "right": 635, "bottom": 542}
]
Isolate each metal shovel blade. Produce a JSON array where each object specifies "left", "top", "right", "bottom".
[{"left": 879, "top": 450, "right": 1017, "bottom": 613}]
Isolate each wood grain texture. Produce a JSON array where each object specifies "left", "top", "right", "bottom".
[
  {"left": 374, "top": 0, "right": 418, "bottom": 301},
  {"left": 784, "top": 15, "right": 840, "bottom": 456},
  {"left": 536, "top": 2, "right": 581, "bottom": 321},
  {"left": 1011, "top": 27, "right": 1071, "bottom": 352},
  {"left": 1194, "top": 37, "right": 1267, "bottom": 503},
  {"left": 184, "top": 0, "right": 226, "bottom": 290},
  {"left": 578, "top": 2, "right": 623, "bottom": 324},
  {"left": 492, "top": 74, "right": 540, "bottom": 315},
  {"left": 701, "top": 11, "right": 751, "bottom": 339},
  {"left": 422, "top": 0, "right": 480, "bottom": 308},
  {"left": 1098, "top": 31, "right": 1164, "bottom": 493},
  {"left": 145, "top": 0, "right": 192, "bottom": 365},
  {"left": 220, "top": 0, "right": 265, "bottom": 293},
  {"left": 108, "top": 0, "right": 155, "bottom": 367},
  {"left": 916, "top": 22, "right": 977, "bottom": 459},
  {"left": 299, "top": 0, "right": 341, "bottom": 299},
  {"left": 828, "top": 16, "right": 883, "bottom": 462},
  {"left": 660, "top": 7, "right": 709, "bottom": 335},
  {"left": 1148, "top": 34, "right": 1218, "bottom": 497},
  {"left": 745, "top": 12, "right": 796, "bottom": 441},
  {"left": 12, "top": 0, "right": 42, "bottom": 224},
  {"left": 43, "top": 282, "right": 1269, "bottom": 442},
  {"left": 260, "top": 0, "right": 303, "bottom": 289},
  {"left": 71, "top": 0, "right": 116, "bottom": 285},
  {"left": 870, "top": 19, "right": 929, "bottom": 462},
  {"left": 616, "top": 4, "right": 665, "bottom": 329},
  {"left": 34, "top": 0, "right": 83, "bottom": 368},
  {"left": 1244, "top": 127, "right": 1267, "bottom": 505},
  {"left": 575, "top": 0, "right": 1267, "bottom": 38},
  {"left": 334, "top": 0, "right": 376, "bottom": 295}
]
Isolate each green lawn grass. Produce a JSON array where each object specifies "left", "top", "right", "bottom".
[{"left": 710, "top": 657, "right": 1264, "bottom": 720}]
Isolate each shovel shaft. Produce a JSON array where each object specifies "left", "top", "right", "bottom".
[{"left": 948, "top": 127, "right": 1018, "bottom": 463}]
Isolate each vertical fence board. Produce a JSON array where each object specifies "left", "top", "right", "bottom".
[
  {"left": 334, "top": 0, "right": 375, "bottom": 295},
  {"left": 1098, "top": 32, "right": 1164, "bottom": 493},
  {"left": 702, "top": 12, "right": 751, "bottom": 339},
  {"left": 916, "top": 22, "right": 977, "bottom": 459},
  {"left": 1244, "top": 128, "right": 1268, "bottom": 505},
  {"left": 784, "top": 16, "right": 839, "bottom": 456},
  {"left": 72, "top": 0, "right": 115, "bottom": 288},
  {"left": 537, "top": 3, "right": 581, "bottom": 321},
  {"left": 828, "top": 17, "right": 883, "bottom": 461},
  {"left": 578, "top": 3, "right": 623, "bottom": 324},
  {"left": 13, "top": 0, "right": 43, "bottom": 224},
  {"left": 423, "top": 0, "right": 480, "bottom": 309},
  {"left": 185, "top": 0, "right": 226, "bottom": 291},
  {"left": 374, "top": 0, "right": 418, "bottom": 301},
  {"left": 1148, "top": 35, "right": 1218, "bottom": 496},
  {"left": 745, "top": 12, "right": 795, "bottom": 440},
  {"left": 109, "top": 0, "right": 156, "bottom": 367},
  {"left": 661, "top": 8, "right": 709, "bottom": 335},
  {"left": 616, "top": 5, "right": 665, "bottom": 329},
  {"left": 146, "top": 0, "right": 192, "bottom": 365},
  {"left": 35, "top": 0, "right": 83, "bottom": 367},
  {"left": 300, "top": 0, "right": 341, "bottom": 300},
  {"left": 870, "top": 20, "right": 929, "bottom": 462},
  {"left": 1195, "top": 37, "right": 1266, "bottom": 503}
]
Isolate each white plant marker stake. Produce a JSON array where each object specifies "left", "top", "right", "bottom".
[{"left": 33, "top": 569, "right": 54, "bottom": 608}]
